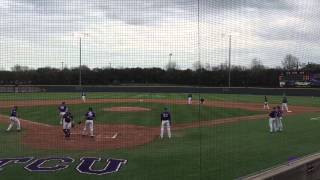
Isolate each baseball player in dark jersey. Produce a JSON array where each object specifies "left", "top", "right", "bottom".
[
  {"left": 6, "top": 106, "right": 21, "bottom": 132},
  {"left": 268, "top": 107, "right": 277, "bottom": 133},
  {"left": 62, "top": 111, "right": 73, "bottom": 139},
  {"left": 82, "top": 107, "right": 96, "bottom": 138},
  {"left": 200, "top": 97, "right": 205, "bottom": 104},
  {"left": 58, "top": 102, "right": 68, "bottom": 125},
  {"left": 276, "top": 106, "right": 284, "bottom": 132},
  {"left": 263, "top": 96, "right": 270, "bottom": 109},
  {"left": 160, "top": 107, "right": 172, "bottom": 139}
]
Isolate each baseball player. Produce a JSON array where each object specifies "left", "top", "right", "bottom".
[
  {"left": 160, "top": 107, "right": 172, "bottom": 139},
  {"left": 82, "top": 107, "right": 96, "bottom": 138},
  {"left": 58, "top": 102, "right": 68, "bottom": 125},
  {"left": 276, "top": 106, "right": 284, "bottom": 132},
  {"left": 187, "top": 94, "right": 192, "bottom": 105},
  {"left": 281, "top": 95, "right": 291, "bottom": 112},
  {"left": 268, "top": 107, "right": 277, "bottom": 133},
  {"left": 200, "top": 97, "right": 205, "bottom": 104},
  {"left": 263, "top": 96, "right": 270, "bottom": 109},
  {"left": 81, "top": 91, "right": 86, "bottom": 102},
  {"left": 62, "top": 111, "right": 73, "bottom": 139},
  {"left": 6, "top": 106, "right": 21, "bottom": 132}
]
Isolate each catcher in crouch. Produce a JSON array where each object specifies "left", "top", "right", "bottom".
[{"left": 62, "top": 111, "right": 74, "bottom": 139}]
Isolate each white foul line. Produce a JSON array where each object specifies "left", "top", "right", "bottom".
[
  {"left": 310, "top": 117, "right": 320, "bottom": 121},
  {"left": 70, "top": 132, "right": 118, "bottom": 139},
  {"left": 111, "top": 133, "right": 118, "bottom": 139},
  {"left": 21, "top": 119, "right": 52, "bottom": 127}
]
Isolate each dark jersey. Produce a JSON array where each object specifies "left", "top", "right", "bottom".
[
  {"left": 188, "top": 94, "right": 192, "bottom": 98},
  {"left": 58, "top": 105, "right": 68, "bottom": 113},
  {"left": 269, "top": 110, "right": 277, "bottom": 118},
  {"left": 10, "top": 108, "right": 17, "bottom": 117},
  {"left": 63, "top": 112, "right": 73, "bottom": 123},
  {"left": 81, "top": 92, "right": 86, "bottom": 96},
  {"left": 264, "top": 96, "right": 268, "bottom": 102},
  {"left": 85, "top": 111, "right": 96, "bottom": 120},
  {"left": 161, "top": 111, "right": 171, "bottom": 121},
  {"left": 277, "top": 110, "right": 283, "bottom": 117},
  {"left": 282, "top": 97, "right": 288, "bottom": 103}
]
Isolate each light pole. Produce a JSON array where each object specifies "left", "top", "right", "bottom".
[
  {"left": 79, "top": 37, "right": 82, "bottom": 87},
  {"left": 228, "top": 35, "right": 231, "bottom": 88},
  {"left": 222, "top": 33, "right": 235, "bottom": 88},
  {"left": 61, "top": 61, "right": 64, "bottom": 70},
  {"left": 169, "top": 53, "right": 173, "bottom": 64},
  {"left": 74, "top": 33, "right": 88, "bottom": 88}
]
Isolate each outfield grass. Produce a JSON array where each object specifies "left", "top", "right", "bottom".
[
  {"left": 0, "top": 92, "right": 319, "bottom": 107},
  {"left": 1, "top": 112, "right": 320, "bottom": 179},
  {"left": 0, "top": 102, "right": 261, "bottom": 126}
]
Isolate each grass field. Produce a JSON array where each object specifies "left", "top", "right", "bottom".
[{"left": 0, "top": 92, "right": 319, "bottom": 179}]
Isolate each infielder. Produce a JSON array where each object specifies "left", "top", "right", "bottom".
[
  {"left": 62, "top": 111, "right": 73, "bottom": 139},
  {"left": 275, "top": 106, "right": 284, "bottom": 132},
  {"left": 187, "top": 94, "right": 192, "bottom": 105},
  {"left": 6, "top": 106, "right": 21, "bottom": 132},
  {"left": 58, "top": 102, "right": 68, "bottom": 125},
  {"left": 82, "top": 107, "right": 96, "bottom": 138},
  {"left": 200, "top": 97, "right": 205, "bottom": 104},
  {"left": 281, "top": 95, "right": 291, "bottom": 112},
  {"left": 81, "top": 91, "right": 86, "bottom": 102},
  {"left": 160, "top": 107, "right": 171, "bottom": 139},
  {"left": 268, "top": 107, "right": 277, "bottom": 133},
  {"left": 263, "top": 96, "right": 270, "bottom": 109}
]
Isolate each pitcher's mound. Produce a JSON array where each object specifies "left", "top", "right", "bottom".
[{"left": 104, "top": 106, "right": 151, "bottom": 112}]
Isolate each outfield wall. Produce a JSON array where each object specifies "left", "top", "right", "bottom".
[{"left": 0, "top": 85, "right": 320, "bottom": 96}]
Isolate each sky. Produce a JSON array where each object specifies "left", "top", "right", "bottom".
[{"left": 0, "top": 0, "right": 319, "bottom": 70}]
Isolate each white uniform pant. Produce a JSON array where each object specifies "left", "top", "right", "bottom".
[
  {"left": 63, "top": 120, "right": 72, "bottom": 130},
  {"left": 269, "top": 118, "right": 276, "bottom": 133},
  {"left": 82, "top": 120, "right": 94, "bottom": 136},
  {"left": 82, "top": 96, "right": 86, "bottom": 102},
  {"left": 263, "top": 102, "right": 269, "bottom": 109},
  {"left": 282, "top": 103, "right": 289, "bottom": 112},
  {"left": 7, "top": 116, "right": 21, "bottom": 131},
  {"left": 160, "top": 120, "right": 171, "bottom": 138},
  {"left": 59, "top": 112, "right": 66, "bottom": 125},
  {"left": 188, "top": 97, "right": 192, "bottom": 104},
  {"left": 275, "top": 117, "right": 283, "bottom": 131}
]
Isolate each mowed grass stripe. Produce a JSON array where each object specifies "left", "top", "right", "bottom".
[{"left": 0, "top": 92, "right": 319, "bottom": 107}]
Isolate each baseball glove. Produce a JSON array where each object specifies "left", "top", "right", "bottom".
[
  {"left": 71, "top": 121, "right": 75, "bottom": 128},
  {"left": 77, "top": 121, "right": 82, "bottom": 124}
]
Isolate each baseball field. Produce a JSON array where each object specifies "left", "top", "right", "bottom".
[{"left": 0, "top": 92, "right": 320, "bottom": 179}]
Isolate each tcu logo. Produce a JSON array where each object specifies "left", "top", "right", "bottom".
[{"left": 0, "top": 157, "right": 127, "bottom": 175}]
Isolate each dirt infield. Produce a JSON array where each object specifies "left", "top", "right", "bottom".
[
  {"left": 103, "top": 106, "right": 151, "bottom": 112},
  {"left": 0, "top": 98, "right": 318, "bottom": 150}
]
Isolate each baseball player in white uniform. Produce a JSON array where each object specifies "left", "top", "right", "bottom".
[
  {"left": 160, "top": 107, "right": 172, "bottom": 139},
  {"left": 187, "top": 94, "right": 192, "bottom": 105},
  {"left": 82, "top": 107, "right": 96, "bottom": 138},
  {"left": 81, "top": 91, "right": 86, "bottom": 102},
  {"left": 6, "top": 106, "right": 21, "bottom": 132},
  {"left": 281, "top": 95, "right": 291, "bottom": 112}
]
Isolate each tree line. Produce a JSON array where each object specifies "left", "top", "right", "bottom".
[{"left": 1, "top": 54, "right": 319, "bottom": 87}]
